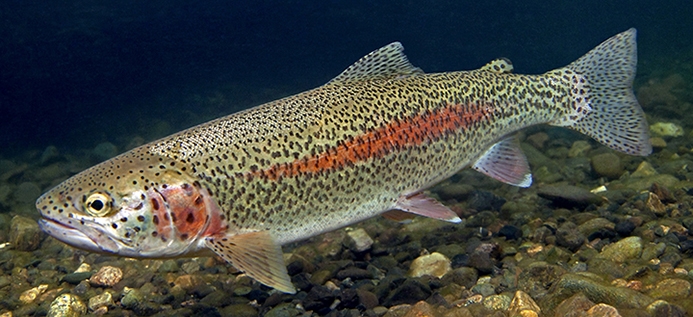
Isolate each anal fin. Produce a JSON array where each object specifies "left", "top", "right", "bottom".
[
  {"left": 394, "top": 192, "right": 461, "bottom": 223},
  {"left": 472, "top": 137, "right": 532, "bottom": 187},
  {"left": 205, "top": 231, "right": 296, "bottom": 294},
  {"left": 382, "top": 210, "right": 416, "bottom": 223}
]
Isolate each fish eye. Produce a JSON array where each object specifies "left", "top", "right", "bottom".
[{"left": 85, "top": 192, "right": 112, "bottom": 216}]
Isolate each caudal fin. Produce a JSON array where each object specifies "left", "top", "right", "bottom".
[{"left": 560, "top": 28, "right": 652, "bottom": 156}]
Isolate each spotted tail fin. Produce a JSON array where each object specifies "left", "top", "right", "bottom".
[{"left": 555, "top": 28, "right": 652, "bottom": 156}]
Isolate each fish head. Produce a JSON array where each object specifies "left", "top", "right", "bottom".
[{"left": 36, "top": 147, "right": 226, "bottom": 258}]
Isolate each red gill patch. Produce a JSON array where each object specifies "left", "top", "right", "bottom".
[{"left": 149, "top": 183, "right": 211, "bottom": 241}]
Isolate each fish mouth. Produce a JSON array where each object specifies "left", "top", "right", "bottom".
[{"left": 38, "top": 217, "right": 119, "bottom": 253}]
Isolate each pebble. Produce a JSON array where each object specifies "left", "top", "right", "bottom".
[
  {"left": 537, "top": 185, "right": 601, "bottom": 208},
  {"left": 383, "top": 278, "right": 431, "bottom": 306},
  {"left": 9, "top": 215, "right": 42, "bottom": 251},
  {"left": 47, "top": 294, "right": 86, "bottom": 317},
  {"left": 586, "top": 303, "right": 621, "bottom": 316},
  {"left": 19, "top": 284, "right": 48, "bottom": 304},
  {"left": 569, "top": 140, "right": 592, "bottom": 157},
  {"left": 547, "top": 273, "right": 654, "bottom": 309},
  {"left": 508, "top": 290, "right": 541, "bottom": 316},
  {"left": 483, "top": 294, "right": 511, "bottom": 311},
  {"left": 120, "top": 287, "right": 144, "bottom": 309},
  {"left": 556, "top": 222, "right": 586, "bottom": 251},
  {"left": 554, "top": 293, "right": 595, "bottom": 316},
  {"left": 61, "top": 272, "right": 94, "bottom": 284},
  {"left": 343, "top": 228, "right": 374, "bottom": 253},
  {"left": 408, "top": 252, "right": 451, "bottom": 278},
  {"left": 597, "top": 236, "right": 643, "bottom": 263},
  {"left": 591, "top": 152, "right": 623, "bottom": 179},
  {"left": 649, "top": 122, "right": 684, "bottom": 137},
  {"left": 264, "top": 302, "right": 300, "bottom": 317},
  {"left": 648, "top": 278, "right": 691, "bottom": 298},
  {"left": 88, "top": 292, "right": 114, "bottom": 311},
  {"left": 89, "top": 266, "right": 123, "bottom": 287}
]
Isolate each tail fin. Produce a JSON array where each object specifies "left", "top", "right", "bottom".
[{"left": 557, "top": 28, "right": 652, "bottom": 156}]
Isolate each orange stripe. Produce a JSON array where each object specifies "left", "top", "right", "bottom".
[{"left": 259, "top": 102, "right": 496, "bottom": 179}]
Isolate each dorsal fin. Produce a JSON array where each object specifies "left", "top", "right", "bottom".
[
  {"left": 479, "top": 58, "right": 514, "bottom": 74},
  {"left": 327, "top": 42, "right": 424, "bottom": 85}
]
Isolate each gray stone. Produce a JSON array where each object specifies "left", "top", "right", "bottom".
[
  {"left": 546, "top": 273, "right": 654, "bottom": 310},
  {"left": 408, "top": 252, "right": 451, "bottom": 278},
  {"left": 9, "top": 215, "right": 42, "bottom": 251},
  {"left": 648, "top": 278, "right": 691, "bottom": 298},
  {"left": 556, "top": 222, "right": 586, "bottom": 251},
  {"left": 537, "top": 185, "right": 601, "bottom": 208},
  {"left": 47, "top": 293, "right": 86, "bottom": 317},
  {"left": 591, "top": 152, "right": 623, "bottom": 179},
  {"left": 120, "top": 287, "right": 144, "bottom": 309},
  {"left": 344, "top": 228, "right": 374, "bottom": 252},
  {"left": 88, "top": 292, "right": 114, "bottom": 311},
  {"left": 597, "top": 236, "right": 643, "bottom": 263}
]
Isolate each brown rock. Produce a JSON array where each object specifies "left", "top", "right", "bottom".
[
  {"left": 586, "top": 303, "right": 621, "bottom": 317},
  {"left": 554, "top": 293, "right": 595, "bottom": 317},
  {"left": 89, "top": 266, "right": 123, "bottom": 287},
  {"left": 508, "top": 290, "right": 540, "bottom": 316}
]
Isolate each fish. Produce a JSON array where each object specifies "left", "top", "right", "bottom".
[{"left": 36, "top": 29, "right": 651, "bottom": 294}]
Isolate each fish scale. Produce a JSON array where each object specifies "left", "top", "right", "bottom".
[{"left": 37, "top": 29, "right": 650, "bottom": 294}]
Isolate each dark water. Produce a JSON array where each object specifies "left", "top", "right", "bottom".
[{"left": 1, "top": 1, "right": 690, "bottom": 153}]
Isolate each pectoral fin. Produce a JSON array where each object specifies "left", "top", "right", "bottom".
[
  {"left": 205, "top": 231, "right": 296, "bottom": 294},
  {"left": 394, "top": 192, "right": 461, "bottom": 223},
  {"left": 472, "top": 137, "right": 532, "bottom": 187}
]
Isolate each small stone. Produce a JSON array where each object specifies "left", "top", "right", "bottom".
[
  {"left": 402, "top": 301, "right": 436, "bottom": 317},
  {"left": 9, "top": 215, "right": 42, "bottom": 251},
  {"left": 591, "top": 152, "right": 623, "bottom": 179},
  {"left": 19, "top": 284, "right": 48, "bottom": 304},
  {"left": 537, "top": 185, "right": 601, "bottom": 208},
  {"left": 556, "top": 222, "right": 586, "bottom": 252},
  {"left": 384, "top": 278, "right": 432, "bottom": 306},
  {"left": 586, "top": 303, "right": 621, "bottom": 316},
  {"left": 442, "top": 267, "right": 478, "bottom": 289},
  {"left": 646, "top": 300, "right": 687, "bottom": 317},
  {"left": 47, "top": 293, "right": 86, "bottom": 317},
  {"left": 648, "top": 278, "right": 691, "bottom": 298},
  {"left": 577, "top": 217, "right": 616, "bottom": 239},
  {"left": 614, "top": 220, "right": 636, "bottom": 236},
  {"left": 569, "top": 140, "right": 592, "bottom": 157},
  {"left": 547, "top": 273, "right": 654, "bottom": 309},
  {"left": 89, "top": 266, "right": 123, "bottom": 287},
  {"left": 650, "top": 137, "right": 667, "bottom": 148},
  {"left": 554, "top": 293, "right": 595, "bottom": 317},
  {"left": 632, "top": 161, "right": 658, "bottom": 178},
  {"left": 498, "top": 225, "right": 522, "bottom": 240},
  {"left": 264, "top": 302, "right": 299, "bottom": 317},
  {"left": 75, "top": 263, "right": 91, "bottom": 273},
  {"left": 180, "top": 261, "right": 200, "bottom": 274},
  {"left": 526, "top": 132, "right": 549, "bottom": 149},
  {"left": 483, "top": 294, "right": 511, "bottom": 311},
  {"left": 157, "top": 259, "right": 180, "bottom": 272},
  {"left": 88, "top": 292, "right": 114, "bottom": 311},
  {"left": 508, "top": 290, "right": 541, "bottom": 316},
  {"left": 597, "top": 236, "right": 643, "bottom": 263},
  {"left": 356, "top": 289, "right": 379, "bottom": 310},
  {"left": 649, "top": 122, "right": 684, "bottom": 138},
  {"left": 336, "top": 266, "right": 373, "bottom": 280},
  {"left": 408, "top": 252, "right": 451, "bottom": 278},
  {"left": 470, "top": 282, "right": 495, "bottom": 296},
  {"left": 120, "top": 287, "right": 144, "bottom": 309},
  {"left": 173, "top": 274, "right": 204, "bottom": 292},
  {"left": 61, "top": 272, "right": 94, "bottom": 285},
  {"left": 645, "top": 192, "right": 667, "bottom": 216},
  {"left": 344, "top": 228, "right": 374, "bottom": 252}
]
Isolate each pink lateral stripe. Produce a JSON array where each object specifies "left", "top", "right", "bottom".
[{"left": 259, "top": 102, "right": 496, "bottom": 179}]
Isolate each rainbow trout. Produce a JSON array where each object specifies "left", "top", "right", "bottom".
[{"left": 37, "top": 29, "right": 650, "bottom": 293}]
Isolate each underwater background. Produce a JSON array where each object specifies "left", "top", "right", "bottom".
[{"left": 1, "top": 0, "right": 693, "bottom": 316}]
